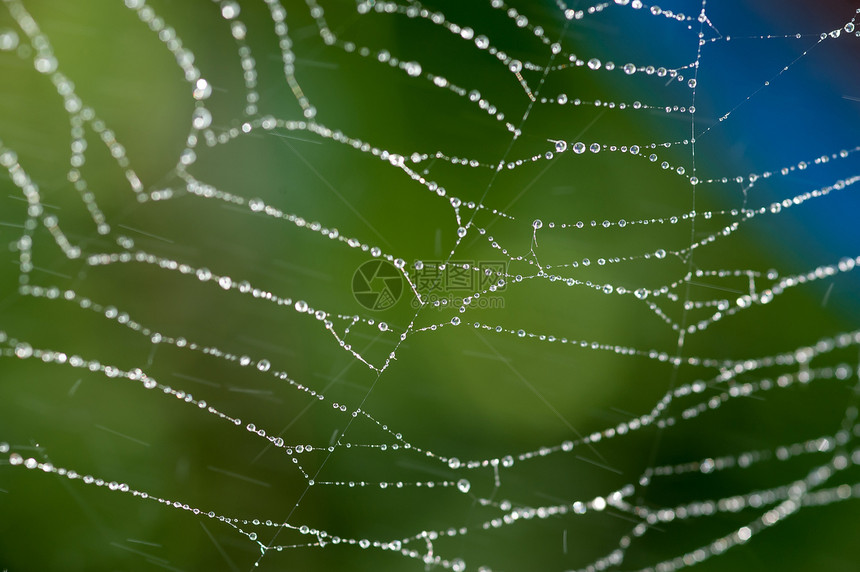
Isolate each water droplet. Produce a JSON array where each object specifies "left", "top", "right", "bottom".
[
  {"left": 572, "top": 142, "right": 586, "bottom": 154},
  {"left": 192, "top": 107, "right": 212, "bottom": 129},
  {"left": 34, "top": 55, "right": 58, "bottom": 74},
  {"left": 554, "top": 140, "right": 567, "bottom": 153},
  {"left": 457, "top": 478, "right": 471, "bottom": 493},
  {"left": 295, "top": 300, "right": 308, "bottom": 312},
  {"left": 655, "top": 249, "right": 667, "bottom": 259},
  {"left": 14, "top": 343, "right": 32, "bottom": 359},
  {"left": 589, "top": 143, "right": 601, "bottom": 153},
  {"left": 451, "top": 317, "right": 460, "bottom": 326},
  {"left": 0, "top": 30, "right": 19, "bottom": 51},
  {"left": 193, "top": 78, "right": 212, "bottom": 100},
  {"left": 623, "top": 62, "right": 636, "bottom": 75},
  {"left": 256, "top": 359, "right": 270, "bottom": 372},
  {"left": 587, "top": 58, "right": 601, "bottom": 70},
  {"left": 221, "top": 1, "right": 240, "bottom": 19},
  {"left": 532, "top": 219, "right": 543, "bottom": 230},
  {"left": 448, "top": 457, "right": 461, "bottom": 469},
  {"left": 457, "top": 226, "right": 467, "bottom": 238},
  {"left": 687, "top": 78, "right": 697, "bottom": 88},
  {"left": 634, "top": 288, "right": 649, "bottom": 300}
]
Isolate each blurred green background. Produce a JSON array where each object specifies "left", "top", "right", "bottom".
[{"left": 1, "top": 1, "right": 859, "bottom": 570}]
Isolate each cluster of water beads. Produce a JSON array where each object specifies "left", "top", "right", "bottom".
[
  {"left": 551, "top": 0, "right": 700, "bottom": 27},
  {"left": 0, "top": 4, "right": 148, "bottom": 238},
  {"left": 407, "top": 213, "right": 859, "bottom": 341},
  {"left": 62, "top": 174, "right": 853, "bottom": 376},
  {"left": 335, "top": 0, "right": 704, "bottom": 127},
  {"left": 454, "top": 329, "right": 860, "bottom": 469},
  {"left": 639, "top": 460, "right": 859, "bottom": 572},
  {"left": 670, "top": 256, "right": 860, "bottom": 335},
  {"left": 524, "top": 175, "right": 857, "bottom": 278},
  {"left": 312, "top": 478, "right": 471, "bottom": 492},
  {"left": 647, "top": 423, "right": 858, "bottom": 480},
  {"left": 4, "top": 315, "right": 860, "bottom": 571},
  {"left": 495, "top": 139, "right": 701, "bottom": 186},
  {"left": 1, "top": 323, "right": 456, "bottom": 485},
  {"left": 179, "top": 114, "right": 515, "bottom": 224},
  {"left": 4, "top": 337, "right": 251, "bottom": 432},
  {"left": 507, "top": 438, "right": 859, "bottom": 572},
  {"left": 306, "top": 0, "right": 518, "bottom": 129},
  {"left": 542, "top": 94, "right": 696, "bottom": 112},
  {"left": 697, "top": 146, "right": 860, "bottom": 186},
  {"left": 522, "top": 140, "right": 857, "bottom": 198},
  {"left": 1, "top": 140, "right": 45, "bottom": 287},
  {"left": 614, "top": 257, "right": 858, "bottom": 334},
  {"left": 5, "top": 0, "right": 848, "bottom": 426},
  {"left": 426, "top": 316, "right": 733, "bottom": 368},
  {"left": 6, "top": 349, "right": 857, "bottom": 572},
  {"left": 80, "top": 247, "right": 416, "bottom": 370},
  {"left": 535, "top": 168, "right": 857, "bottom": 234},
  {"left": 4, "top": 0, "right": 860, "bottom": 569},
  {"left": 357, "top": 0, "right": 549, "bottom": 80},
  {"left": 444, "top": 0, "right": 691, "bottom": 84},
  {"left": 694, "top": 32, "right": 839, "bottom": 141},
  {"left": 147, "top": 0, "right": 859, "bottom": 270},
  {"left": 704, "top": 13, "right": 860, "bottom": 44},
  {"left": 1, "top": 448, "right": 422, "bottom": 557}
]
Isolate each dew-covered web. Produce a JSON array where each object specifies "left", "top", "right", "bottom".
[{"left": 1, "top": 0, "right": 860, "bottom": 570}]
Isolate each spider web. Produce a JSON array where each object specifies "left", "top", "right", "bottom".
[{"left": 1, "top": 0, "right": 859, "bottom": 570}]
